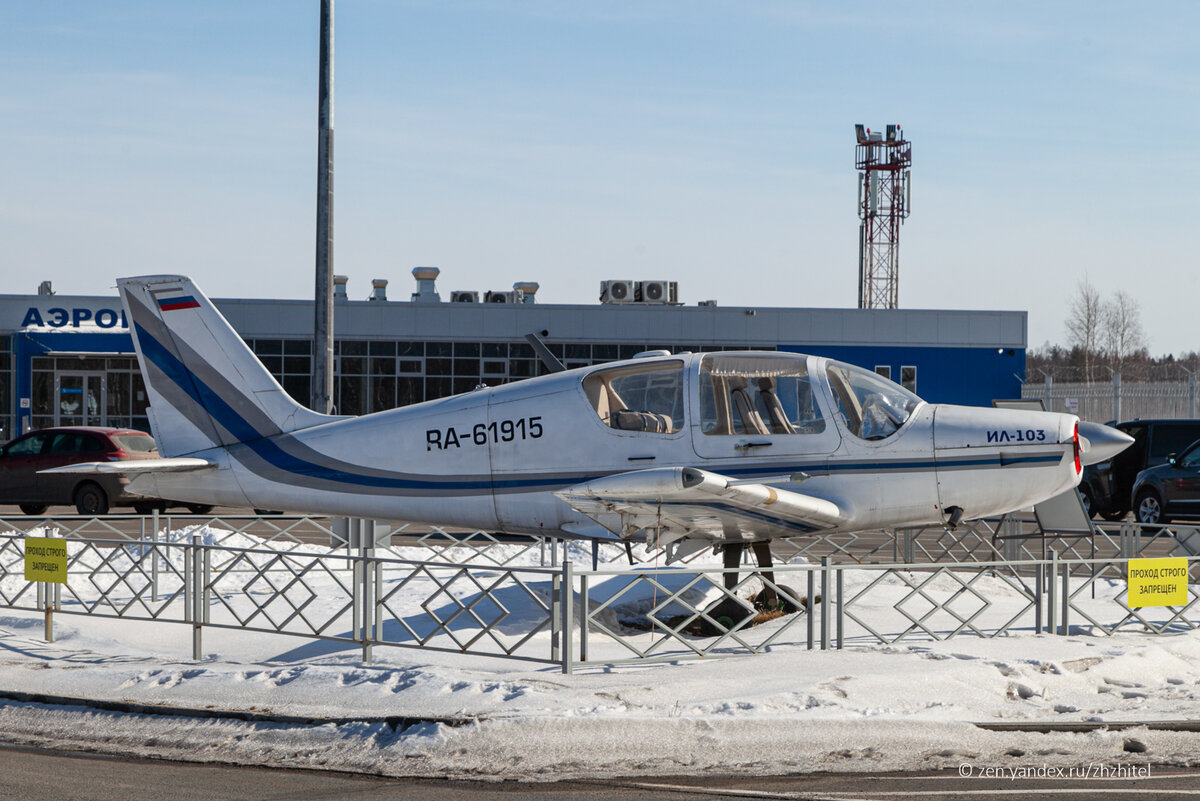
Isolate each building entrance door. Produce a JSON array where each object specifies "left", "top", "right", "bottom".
[{"left": 55, "top": 372, "right": 106, "bottom": 427}]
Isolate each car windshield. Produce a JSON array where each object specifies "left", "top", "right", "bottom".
[
  {"left": 825, "top": 360, "right": 922, "bottom": 440},
  {"left": 114, "top": 435, "right": 157, "bottom": 453}
]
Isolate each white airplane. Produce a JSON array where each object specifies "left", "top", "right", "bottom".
[{"left": 55, "top": 275, "right": 1131, "bottom": 583}]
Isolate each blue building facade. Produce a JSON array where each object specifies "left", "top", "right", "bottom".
[{"left": 0, "top": 279, "right": 1026, "bottom": 440}]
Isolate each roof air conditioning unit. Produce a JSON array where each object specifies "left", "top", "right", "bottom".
[
  {"left": 484, "top": 290, "right": 523, "bottom": 303},
  {"left": 639, "top": 280, "right": 677, "bottom": 304},
  {"left": 450, "top": 291, "right": 479, "bottom": 303},
  {"left": 600, "top": 280, "right": 637, "bottom": 304}
]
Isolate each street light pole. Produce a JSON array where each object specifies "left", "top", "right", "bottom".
[{"left": 312, "top": 0, "right": 335, "bottom": 414}]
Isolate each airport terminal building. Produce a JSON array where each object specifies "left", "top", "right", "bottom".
[{"left": 0, "top": 271, "right": 1026, "bottom": 441}]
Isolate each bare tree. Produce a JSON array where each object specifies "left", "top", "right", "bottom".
[
  {"left": 1065, "top": 278, "right": 1104, "bottom": 383},
  {"left": 1102, "top": 290, "right": 1146, "bottom": 377}
]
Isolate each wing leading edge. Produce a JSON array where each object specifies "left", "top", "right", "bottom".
[{"left": 554, "top": 467, "right": 847, "bottom": 549}]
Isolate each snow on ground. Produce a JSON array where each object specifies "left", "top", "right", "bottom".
[{"left": 0, "top": 528, "right": 1195, "bottom": 779}]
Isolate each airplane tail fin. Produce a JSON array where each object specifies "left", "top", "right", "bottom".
[{"left": 119, "top": 275, "right": 339, "bottom": 457}]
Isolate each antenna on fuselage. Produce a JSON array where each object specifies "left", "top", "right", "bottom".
[{"left": 524, "top": 332, "right": 566, "bottom": 373}]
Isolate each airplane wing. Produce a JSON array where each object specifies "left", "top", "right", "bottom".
[
  {"left": 39, "top": 458, "right": 216, "bottom": 475},
  {"left": 554, "top": 466, "right": 847, "bottom": 547}
]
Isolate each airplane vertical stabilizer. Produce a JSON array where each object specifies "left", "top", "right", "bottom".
[{"left": 118, "top": 275, "right": 339, "bottom": 457}]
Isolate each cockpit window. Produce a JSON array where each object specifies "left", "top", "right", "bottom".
[
  {"left": 699, "top": 354, "right": 826, "bottom": 436},
  {"left": 583, "top": 360, "right": 684, "bottom": 434},
  {"left": 825, "top": 360, "right": 921, "bottom": 440}
]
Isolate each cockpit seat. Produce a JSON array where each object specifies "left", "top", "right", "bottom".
[
  {"left": 611, "top": 410, "right": 673, "bottom": 434},
  {"left": 756, "top": 377, "right": 795, "bottom": 435},
  {"left": 727, "top": 376, "right": 769, "bottom": 436}
]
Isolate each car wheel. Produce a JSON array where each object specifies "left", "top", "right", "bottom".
[
  {"left": 1135, "top": 489, "right": 1167, "bottom": 526},
  {"left": 185, "top": 504, "right": 214, "bottom": 515},
  {"left": 1100, "top": 508, "right": 1127, "bottom": 522},
  {"left": 18, "top": 504, "right": 48, "bottom": 516},
  {"left": 74, "top": 482, "right": 110, "bottom": 516}
]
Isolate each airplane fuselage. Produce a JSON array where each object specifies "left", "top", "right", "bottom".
[{"left": 130, "top": 351, "right": 1083, "bottom": 538}]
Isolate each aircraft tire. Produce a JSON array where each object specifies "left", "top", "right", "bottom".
[{"left": 18, "top": 504, "right": 47, "bottom": 516}]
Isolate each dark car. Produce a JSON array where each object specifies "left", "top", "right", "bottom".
[
  {"left": 1130, "top": 439, "right": 1200, "bottom": 524},
  {"left": 1079, "top": 419, "right": 1200, "bottom": 520},
  {"left": 0, "top": 427, "right": 214, "bottom": 516}
]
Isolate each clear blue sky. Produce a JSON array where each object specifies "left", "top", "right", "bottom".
[{"left": 3, "top": 1, "right": 1197, "bottom": 356}]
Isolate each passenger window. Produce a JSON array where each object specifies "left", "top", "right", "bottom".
[
  {"left": 49, "top": 433, "right": 82, "bottom": 454},
  {"left": 7, "top": 434, "right": 47, "bottom": 456},
  {"left": 826, "top": 360, "right": 921, "bottom": 441},
  {"left": 583, "top": 361, "right": 684, "bottom": 434},
  {"left": 699, "top": 354, "right": 826, "bottom": 436}
]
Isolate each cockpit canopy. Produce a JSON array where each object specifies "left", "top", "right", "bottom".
[
  {"left": 581, "top": 352, "right": 923, "bottom": 442},
  {"left": 825, "top": 360, "right": 922, "bottom": 440},
  {"left": 698, "top": 353, "right": 825, "bottom": 436}
]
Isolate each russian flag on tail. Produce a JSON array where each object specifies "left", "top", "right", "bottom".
[{"left": 158, "top": 295, "right": 201, "bottom": 312}]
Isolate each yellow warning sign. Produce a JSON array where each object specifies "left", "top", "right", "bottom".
[
  {"left": 24, "top": 537, "right": 67, "bottom": 584},
  {"left": 1127, "top": 557, "right": 1189, "bottom": 607}
]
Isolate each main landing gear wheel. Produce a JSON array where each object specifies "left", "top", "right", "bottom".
[
  {"left": 18, "top": 504, "right": 47, "bottom": 516},
  {"left": 701, "top": 541, "right": 798, "bottom": 634}
]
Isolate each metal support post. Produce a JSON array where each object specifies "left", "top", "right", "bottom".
[
  {"left": 1047, "top": 550, "right": 1058, "bottom": 635},
  {"left": 361, "top": 547, "right": 374, "bottom": 664},
  {"left": 806, "top": 568, "right": 815, "bottom": 650},
  {"left": 836, "top": 566, "right": 844, "bottom": 649},
  {"left": 151, "top": 508, "right": 160, "bottom": 602},
  {"left": 191, "top": 534, "right": 204, "bottom": 660},
  {"left": 1190, "top": 373, "right": 1197, "bottom": 419},
  {"left": 820, "top": 556, "right": 830, "bottom": 650},
  {"left": 551, "top": 570, "right": 561, "bottom": 663},
  {"left": 561, "top": 561, "right": 574, "bottom": 675},
  {"left": 1113, "top": 374, "right": 1122, "bottom": 425},
  {"left": 183, "top": 539, "right": 193, "bottom": 624},
  {"left": 578, "top": 574, "right": 589, "bottom": 664},
  {"left": 1034, "top": 555, "right": 1043, "bottom": 633},
  {"left": 1060, "top": 558, "right": 1070, "bottom": 636}
]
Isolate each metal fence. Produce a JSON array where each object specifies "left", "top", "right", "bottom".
[
  {"left": 1022, "top": 376, "right": 1198, "bottom": 423},
  {"left": 4, "top": 521, "right": 1200, "bottom": 674}
]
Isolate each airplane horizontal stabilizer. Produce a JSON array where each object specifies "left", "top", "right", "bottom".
[
  {"left": 39, "top": 457, "right": 215, "bottom": 475},
  {"left": 554, "top": 466, "right": 847, "bottom": 543}
]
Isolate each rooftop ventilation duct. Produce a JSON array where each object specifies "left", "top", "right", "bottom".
[
  {"left": 411, "top": 266, "right": 441, "bottom": 303},
  {"left": 333, "top": 275, "right": 348, "bottom": 300},
  {"left": 370, "top": 278, "right": 388, "bottom": 302},
  {"left": 513, "top": 282, "right": 539, "bottom": 304}
]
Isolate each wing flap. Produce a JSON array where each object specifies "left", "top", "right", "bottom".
[{"left": 554, "top": 466, "right": 847, "bottom": 542}]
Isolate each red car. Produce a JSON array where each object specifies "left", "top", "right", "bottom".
[{"left": 0, "top": 427, "right": 212, "bottom": 516}]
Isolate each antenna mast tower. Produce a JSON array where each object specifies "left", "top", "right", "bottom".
[{"left": 855, "top": 123, "right": 911, "bottom": 309}]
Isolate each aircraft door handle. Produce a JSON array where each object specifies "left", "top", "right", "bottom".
[
  {"left": 628, "top": 455, "right": 656, "bottom": 462},
  {"left": 738, "top": 441, "right": 773, "bottom": 451}
]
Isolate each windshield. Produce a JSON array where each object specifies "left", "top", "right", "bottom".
[
  {"left": 825, "top": 360, "right": 922, "bottom": 440},
  {"left": 698, "top": 353, "right": 826, "bottom": 436},
  {"left": 114, "top": 434, "right": 157, "bottom": 453}
]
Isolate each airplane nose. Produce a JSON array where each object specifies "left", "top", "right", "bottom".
[{"left": 1076, "top": 421, "right": 1134, "bottom": 466}]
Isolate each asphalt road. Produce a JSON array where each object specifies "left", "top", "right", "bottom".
[{"left": 0, "top": 745, "right": 1195, "bottom": 801}]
